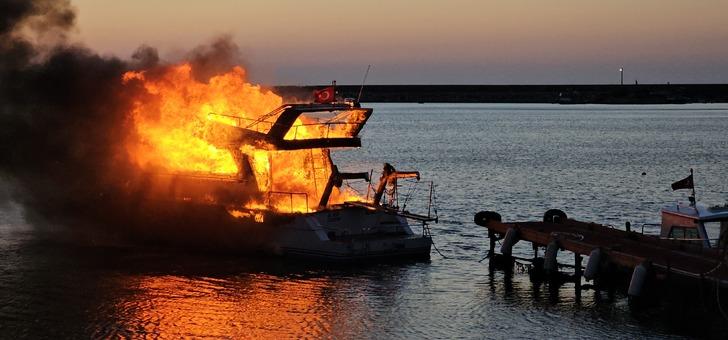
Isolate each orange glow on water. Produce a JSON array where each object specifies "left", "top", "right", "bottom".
[{"left": 97, "top": 274, "right": 362, "bottom": 339}]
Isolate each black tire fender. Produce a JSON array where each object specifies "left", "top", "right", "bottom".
[
  {"left": 474, "top": 211, "right": 502, "bottom": 226},
  {"left": 543, "top": 209, "right": 568, "bottom": 223}
]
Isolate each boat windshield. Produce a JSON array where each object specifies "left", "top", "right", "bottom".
[
  {"left": 704, "top": 221, "right": 721, "bottom": 245},
  {"left": 283, "top": 109, "right": 369, "bottom": 140}
]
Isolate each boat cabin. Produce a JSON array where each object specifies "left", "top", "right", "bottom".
[{"left": 660, "top": 202, "right": 728, "bottom": 248}]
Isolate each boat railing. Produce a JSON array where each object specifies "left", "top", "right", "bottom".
[
  {"left": 659, "top": 236, "right": 721, "bottom": 242},
  {"left": 208, "top": 112, "right": 365, "bottom": 139},
  {"left": 635, "top": 222, "right": 722, "bottom": 245},
  {"left": 208, "top": 112, "right": 274, "bottom": 133},
  {"left": 153, "top": 171, "right": 241, "bottom": 182},
  {"left": 286, "top": 121, "right": 362, "bottom": 140},
  {"left": 371, "top": 179, "right": 438, "bottom": 226},
  {"left": 267, "top": 191, "right": 310, "bottom": 213},
  {"left": 637, "top": 223, "right": 661, "bottom": 235},
  {"left": 629, "top": 222, "right": 726, "bottom": 251}
]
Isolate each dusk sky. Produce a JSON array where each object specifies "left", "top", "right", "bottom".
[{"left": 72, "top": 0, "right": 728, "bottom": 85}]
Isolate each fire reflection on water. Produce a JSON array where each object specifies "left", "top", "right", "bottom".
[{"left": 94, "top": 273, "right": 372, "bottom": 338}]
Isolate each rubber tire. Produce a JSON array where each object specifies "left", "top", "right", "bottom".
[
  {"left": 474, "top": 211, "right": 502, "bottom": 226},
  {"left": 543, "top": 209, "right": 568, "bottom": 223}
]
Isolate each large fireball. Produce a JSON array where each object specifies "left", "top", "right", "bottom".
[{"left": 122, "top": 64, "right": 362, "bottom": 213}]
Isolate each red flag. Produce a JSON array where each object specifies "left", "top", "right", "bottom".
[{"left": 313, "top": 86, "right": 335, "bottom": 103}]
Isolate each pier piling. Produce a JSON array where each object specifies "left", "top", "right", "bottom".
[
  {"left": 575, "top": 253, "right": 583, "bottom": 299},
  {"left": 475, "top": 210, "right": 728, "bottom": 302}
]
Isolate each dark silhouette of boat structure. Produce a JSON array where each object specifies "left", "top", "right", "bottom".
[{"left": 125, "top": 102, "right": 436, "bottom": 261}]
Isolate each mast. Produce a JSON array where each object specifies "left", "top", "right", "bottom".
[
  {"left": 357, "top": 65, "right": 371, "bottom": 103},
  {"left": 332, "top": 80, "right": 337, "bottom": 102},
  {"left": 690, "top": 168, "right": 697, "bottom": 206}
]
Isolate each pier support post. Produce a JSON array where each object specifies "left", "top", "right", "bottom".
[
  {"left": 544, "top": 240, "right": 560, "bottom": 274},
  {"left": 529, "top": 242, "right": 546, "bottom": 283},
  {"left": 574, "top": 253, "right": 583, "bottom": 300}
]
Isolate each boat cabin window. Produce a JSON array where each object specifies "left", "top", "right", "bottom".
[
  {"left": 284, "top": 109, "right": 369, "bottom": 141},
  {"left": 668, "top": 226, "right": 699, "bottom": 240},
  {"left": 704, "top": 221, "right": 722, "bottom": 246},
  {"left": 708, "top": 220, "right": 728, "bottom": 248}
]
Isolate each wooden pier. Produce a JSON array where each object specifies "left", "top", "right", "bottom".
[{"left": 475, "top": 210, "right": 728, "bottom": 294}]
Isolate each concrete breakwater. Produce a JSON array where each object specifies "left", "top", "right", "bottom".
[{"left": 275, "top": 84, "right": 728, "bottom": 104}]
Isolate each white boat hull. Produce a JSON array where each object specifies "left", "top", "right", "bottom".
[
  {"left": 118, "top": 200, "right": 432, "bottom": 262},
  {"left": 270, "top": 206, "right": 432, "bottom": 261}
]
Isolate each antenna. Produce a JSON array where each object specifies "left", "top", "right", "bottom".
[
  {"left": 357, "top": 65, "right": 371, "bottom": 103},
  {"left": 332, "top": 80, "right": 336, "bottom": 102},
  {"left": 690, "top": 168, "right": 697, "bottom": 206}
]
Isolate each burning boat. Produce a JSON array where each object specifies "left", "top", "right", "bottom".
[{"left": 118, "top": 66, "right": 435, "bottom": 260}]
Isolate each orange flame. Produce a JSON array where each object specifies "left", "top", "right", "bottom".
[{"left": 122, "top": 63, "right": 363, "bottom": 214}]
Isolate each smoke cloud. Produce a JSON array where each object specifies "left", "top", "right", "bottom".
[
  {"left": 0, "top": 0, "right": 127, "bottom": 227},
  {"left": 0, "top": 0, "right": 269, "bottom": 247},
  {"left": 186, "top": 34, "right": 247, "bottom": 82}
]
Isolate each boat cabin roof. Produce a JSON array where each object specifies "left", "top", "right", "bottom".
[
  {"left": 661, "top": 202, "right": 728, "bottom": 222},
  {"left": 206, "top": 103, "right": 372, "bottom": 151}
]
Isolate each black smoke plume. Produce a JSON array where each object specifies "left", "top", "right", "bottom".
[
  {"left": 0, "top": 0, "right": 270, "bottom": 248},
  {"left": 0, "top": 0, "right": 129, "bottom": 229}
]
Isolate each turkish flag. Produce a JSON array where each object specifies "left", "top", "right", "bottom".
[{"left": 313, "top": 86, "right": 335, "bottom": 103}]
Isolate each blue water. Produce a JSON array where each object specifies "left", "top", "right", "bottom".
[{"left": 2, "top": 103, "right": 728, "bottom": 338}]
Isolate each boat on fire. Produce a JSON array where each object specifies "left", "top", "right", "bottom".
[{"left": 125, "top": 102, "right": 436, "bottom": 261}]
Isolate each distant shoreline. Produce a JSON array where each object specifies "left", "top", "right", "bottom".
[{"left": 274, "top": 84, "right": 728, "bottom": 104}]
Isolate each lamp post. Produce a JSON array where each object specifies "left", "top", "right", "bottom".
[{"left": 619, "top": 67, "right": 624, "bottom": 85}]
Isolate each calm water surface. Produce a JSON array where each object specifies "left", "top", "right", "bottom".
[{"left": 2, "top": 103, "right": 728, "bottom": 338}]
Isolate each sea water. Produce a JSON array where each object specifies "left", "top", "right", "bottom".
[{"left": 2, "top": 103, "right": 727, "bottom": 338}]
